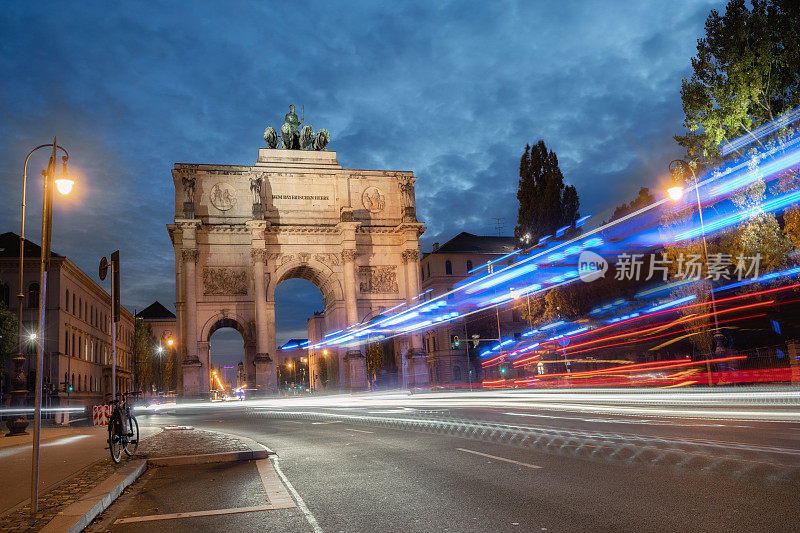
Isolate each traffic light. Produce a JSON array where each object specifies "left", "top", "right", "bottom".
[
  {"left": 451, "top": 335, "right": 460, "bottom": 348},
  {"left": 499, "top": 365, "right": 507, "bottom": 375}
]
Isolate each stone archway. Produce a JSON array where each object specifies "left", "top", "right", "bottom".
[{"left": 169, "top": 144, "right": 427, "bottom": 397}]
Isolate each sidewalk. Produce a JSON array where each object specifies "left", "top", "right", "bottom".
[{"left": 0, "top": 427, "right": 267, "bottom": 532}]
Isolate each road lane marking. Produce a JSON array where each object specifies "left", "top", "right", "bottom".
[
  {"left": 344, "top": 428, "right": 374, "bottom": 434},
  {"left": 256, "top": 459, "right": 296, "bottom": 508},
  {"left": 271, "top": 456, "right": 323, "bottom": 533},
  {"left": 457, "top": 448, "right": 542, "bottom": 469},
  {"left": 311, "top": 421, "right": 342, "bottom": 425},
  {"left": 113, "top": 505, "right": 284, "bottom": 524}
]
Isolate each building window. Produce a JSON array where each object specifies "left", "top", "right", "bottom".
[
  {"left": 71, "top": 373, "right": 75, "bottom": 391},
  {"left": 72, "top": 333, "right": 76, "bottom": 357},
  {"left": 28, "top": 283, "right": 39, "bottom": 308},
  {"left": 453, "top": 366, "right": 462, "bottom": 381},
  {"left": 78, "top": 298, "right": 82, "bottom": 319},
  {"left": 445, "top": 260, "right": 452, "bottom": 275},
  {"left": 64, "top": 330, "right": 69, "bottom": 355},
  {"left": 427, "top": 263, "right": 431, "bottom": 278},
  {"left": 0, "top": 282, "right": 9, "bottom": 308},
  {"left": 65, "top": 289, "right": 70, "bottom": 312},
  {"left": 420, "top": 266, "right": 424, "bottom": 281},
  {"left": 466, "top": 260, "right": 473, "bottom": 271}
]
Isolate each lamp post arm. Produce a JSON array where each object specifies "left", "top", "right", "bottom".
[{"left": 18, "top": 144, "right": 70, "bottom": 353}]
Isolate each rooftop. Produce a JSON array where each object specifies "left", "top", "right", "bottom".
[
  {"left": 426, "top": 232, "right": 517, "bottom": 256},
  {"left": 0, "top": 232, "right": 63, "bottom": 259},
  {"left": 136, "top": 301, "right": 176, "bottom": 320}
]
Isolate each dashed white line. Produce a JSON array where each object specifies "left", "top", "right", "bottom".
[
  {"left": 457, "top": 448, "right": 542, "bottom": 469},
  {"left": 344, "top": 428, "right": 374, "bottom": 434}
]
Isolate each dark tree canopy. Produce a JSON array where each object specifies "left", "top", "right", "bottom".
[
  {"left": 610, "top": 187, "right": 656, "bottom": 222},
  {"left": 514, "top": 140, "right": 581, "bottom": 242},
  {"left": 676, "top": 0, "right": 800, "bottom": 164}
]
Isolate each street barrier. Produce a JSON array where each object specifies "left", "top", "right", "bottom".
[{"left": 92, "top": 405, "right": 112, "bottom": 426}]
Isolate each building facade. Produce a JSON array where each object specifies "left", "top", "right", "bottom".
[
  {"left": 169, "top": 141, "right": 427, "bottom": 397},
  {"left": 420, "top": 232, "right": 528, "bottom": 385},
  {"left": 0, "top": 232, "right": 134, "bottom": 409}
]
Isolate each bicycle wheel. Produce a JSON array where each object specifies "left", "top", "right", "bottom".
[
  {"left": 124, "top": 416, "right": 139, "bottom": 456},
  {"left": 108, "top": 421, "right": 123, "bottom": 463}
]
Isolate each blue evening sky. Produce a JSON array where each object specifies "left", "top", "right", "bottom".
[{"left": 0, "top": 1, "right": 722, "bottom": 364}]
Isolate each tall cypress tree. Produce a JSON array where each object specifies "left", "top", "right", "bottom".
[{"left": 514, "top": 140, "right": 580, "bottom": 242}]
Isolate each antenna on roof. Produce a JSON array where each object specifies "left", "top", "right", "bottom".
[{"left": 491, "top": 218, "right": 505, "bottom": 236}]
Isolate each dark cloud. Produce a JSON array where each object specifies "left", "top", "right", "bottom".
[{"left": 0, "top": 0, "right": 722, "bottom": 347}]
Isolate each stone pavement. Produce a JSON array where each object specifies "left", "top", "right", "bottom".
[{"left": 0, "top": 427, "right": 254, "bottom": 532}]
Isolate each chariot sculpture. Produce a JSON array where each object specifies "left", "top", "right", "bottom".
[{"left": 263, "top": 104, "right": 330, "bottom": 151}]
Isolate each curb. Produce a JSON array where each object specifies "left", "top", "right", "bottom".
[
  {"left": 39, "top": 460, "right": 146, "bottom": 533},
  {"left": 147, "top": 448, "right": 273, "bottom": 467}
]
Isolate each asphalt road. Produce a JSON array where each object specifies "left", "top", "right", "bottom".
[{"left": 90, "top": 399, "right": 800, "bottom": 532}]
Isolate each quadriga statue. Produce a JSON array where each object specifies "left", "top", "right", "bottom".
[
  {"left": 264, "top": 105, "right": 331, "bottom": 151},
  {"left": 263, "top": 126, "right": 279, "bottom": 149}
]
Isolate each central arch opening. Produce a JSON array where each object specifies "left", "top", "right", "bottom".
[
  {"left": 208, "top": 319, "right": 246, "bottom": 399},
  {"left": 274, "top": 278, "right": 323, "bottom": 393}
]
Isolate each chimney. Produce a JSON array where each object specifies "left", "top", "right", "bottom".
[{"left": 432, "top": 242, "right": 439, "bottom": 251}]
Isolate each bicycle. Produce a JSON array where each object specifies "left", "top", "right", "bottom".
[{"left": 107, "top": 391, "right": 140, "bottom": 463}]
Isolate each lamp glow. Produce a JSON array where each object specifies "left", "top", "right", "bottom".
[
  {"left": 55, "top": 177, "right": 74, "bottom": 195},
  {"left": 667, "top": 186, "right": 684, "bottom": 201}
]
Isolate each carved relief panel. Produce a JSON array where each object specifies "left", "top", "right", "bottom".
[
  {"left": 359, "top": 266, "right": 399, "bottom": 294},
  {"left": 203, "top": 267, "right": 249, "bottom": 296}
]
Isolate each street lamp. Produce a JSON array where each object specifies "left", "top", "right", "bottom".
[
  {"left": 668, "top": 159, "right": 723, "bottom": 385},
  {"left": 11, "top": 139, "right": 74, "bottom": 515}
]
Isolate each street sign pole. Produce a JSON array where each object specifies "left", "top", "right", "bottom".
[
  {"left": 31, "top": 139, "right": 57, "bottom": 514},
  {"left": 111, "top": 264, "right": 116, "bottom": 401}
]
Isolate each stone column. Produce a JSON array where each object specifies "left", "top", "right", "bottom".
[
  {"left": 341, "top": 248, "right": 366, "bottom": 390},
  {"left": 402, "top": 249, "right": 429, "bottom": 389},
  {"left": 251, "top": 247, "right": 276, "bottom": 393},
  {"left": 341, "top": 249, "right": 359, "bottom": 327},
  {"left": 198, "top": 341, "right": 210, "bottom": 396},
  {"left": 181, "top": 247, "right": 202, "bottom": 396}
]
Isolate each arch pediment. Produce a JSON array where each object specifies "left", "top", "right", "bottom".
[
  {"left": 268, "top": 256, "right": 343, "bottom": 304},
  {"left": 200, "top": 311, "right": 254, "bottom": 343}
]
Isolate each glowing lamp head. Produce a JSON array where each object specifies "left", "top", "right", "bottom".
[
  {"left": 55, "top": 177, "right": 74, "bottom": 195},
  {"left": 167, "top": 338, "right": 174, "bottom": 347},
  {"left": 323, "top": 349, "right": 329, "bottom": 355},
  {"left": 287, "top": 362, "right": 293, "bottom": 368},
  {"left": 667, "top": 186, "right": 684, "bottom": 201},
  {"left": 29, "top": 333, "right": 37, "bottom": 341},
  {"left": 157, "top": 345, "right": 164, "bottom": 354}
]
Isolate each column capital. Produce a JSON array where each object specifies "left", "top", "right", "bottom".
[
  {"left": 401, "top": 249, "right": 420, "bottom": 264},
  {"left": 341, "top": 249, "right": 359, "bottom": 263},
  {"left": 181, "top": 248, "right": 199, "bottom": 263},
  {"left": 251, "top": 248, "right": 268, "bottom": 263}
]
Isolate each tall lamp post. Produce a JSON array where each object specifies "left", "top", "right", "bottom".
[
  {"left": 15, "top": 139, "right": 74, "bottom": 514},
  {"left": 667, "top": 159, "right": 722, "bottom": 386}
]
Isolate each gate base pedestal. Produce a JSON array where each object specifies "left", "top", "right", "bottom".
[
  {"left": 182, "top": 359, "right": 202, "bottom": 398},
  {"left": 345, "top": 350, "right": 367, "bottom": 391}
]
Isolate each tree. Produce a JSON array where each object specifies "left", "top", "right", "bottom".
[
  {"left": 133, "top": 319, "right": 155, "bottom": 393},
  {"left": 515, "top": 140, "right": 581, "bottom": 242},
  {"left": 676, "top": 0, "right": 800, "bottom": 163},
  {"left": 365, "top": 342, "right": 383, "bottom": 389},
  {"left": 610, "top": 187, "right": 655, "bottom": 222},
  {"left": 0, "top": 302, "right": 17, "bottom": 364},
  {"left": 674, "top": 0, "right": 798, "bottom": 273}
]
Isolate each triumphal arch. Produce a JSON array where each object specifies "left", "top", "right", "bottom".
[{"left": 168, "top": 107, "right": 427, "bottom": 396}]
